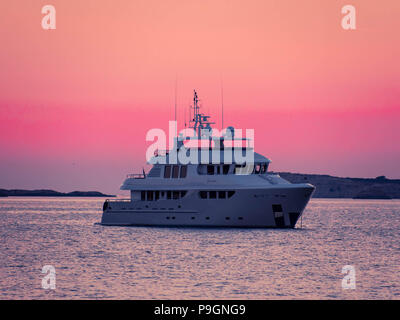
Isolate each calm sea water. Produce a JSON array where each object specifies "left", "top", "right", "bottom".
[{"left": 0, "top": 197, "right": 399, "bottom": 299}]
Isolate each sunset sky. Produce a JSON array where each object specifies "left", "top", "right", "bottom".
[{"left": 0, "top": 0, "right": 399, "bottom": 194}]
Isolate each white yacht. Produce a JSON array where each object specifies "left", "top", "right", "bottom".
[{"left": 101, "top": 91, "right": 315, "bottom": 228}]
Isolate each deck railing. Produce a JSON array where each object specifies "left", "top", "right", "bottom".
[
  {"left": 126, "top": 173, "right": 146, "bottom": 179},
  {"left": 105, "top": 198, "right": 131, "bottom": 202}
]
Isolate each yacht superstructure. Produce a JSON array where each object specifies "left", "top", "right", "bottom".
[{"left": 101, "top": 91, "right": 315, "bottom": 228}]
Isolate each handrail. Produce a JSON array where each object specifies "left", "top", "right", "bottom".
[
  {"left": 126, "top": 173, "right": 146, "bottom": 179},
  {"left": 106, "top": 198, "right": 131, "bottom": 202}
]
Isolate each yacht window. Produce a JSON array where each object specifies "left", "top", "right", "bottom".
[
  {"left": 272, "top": 204, "right": 283, "bottom": 212},
  {"left": 255, "top": 163, "right": 261, "bottom": 174},
  {"left": 217, "top": 166, "right": 221, "bottom": 175},
  {"left": 180, "top": 165, "right": 187, "bottom": 178},
  {"left": 199, "top": 191, "right": 207, "bottom": 199},
  {"left": 147, "top": 191, "right": 153, "bottom": 201},
  {"left": 180, "top": 191, "right": 187, "bottom": 198},
  {"left": 227, "top": 191, "right": 235, "bottom": 198},
  {"left": 207, "top": 165, "right": 214, "bottom": 175},
  {"left": 209, "top": 191, "right": 217, "bottom": 199},
  {"left": 164, "top": 165, "right": 171, "bottom": 178},
  {"left": 261, "top": 163, "right": 267, "bottom": 174},
  {"left": 223, "top": 165, "right": 230, "bottom": 175},
  {"left": 218, "top": 191, "right": 226, "bottom": 199},
  {"left": 167, "top": 191, "right": 172, "bottom": 199},
  {"left": 172, "top": 165, "right": 179, "bottom": 178},
  {"left": 155, "top": 191, "right": 160, "bottom": 200},
  {"left": 141, "top": 191, "right": 145, "bottom": 201},
  {"left": 173, "top": 191, "right": 179, "bottom": 199}
]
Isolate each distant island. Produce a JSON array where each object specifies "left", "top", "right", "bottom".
[
  {"left": 276, "top": 173, "right": 400, "bottom": 199},
  {"left": 0, "top": 189, "right": 115, "bottom": 197}
]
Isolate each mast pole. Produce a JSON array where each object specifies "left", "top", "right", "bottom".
[
  {"left": 221, "top": 79, "right": 224, "bottom": 130},
  {"left": 174, "top": 76, "right": 177, "bottom": 123}
]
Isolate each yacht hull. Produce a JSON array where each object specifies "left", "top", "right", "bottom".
[{"left": 101, "top": 185, "right": 314, "bottom": 228}]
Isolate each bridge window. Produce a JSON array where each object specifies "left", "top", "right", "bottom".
[
  {"left": 272, "top": 204, "right": 283, "bottom": 212},
  {"left": 223, "top": 165, "right": 230, "bottom": 175},
  {"left": 218, "top": 191, "right": 226, "bottom": 199},
  {"left": 180, "top": 165, "right": 187, "bottom": 178},
  {"left": 200, "top": 191, "right": 207, "bottom": 199},
  {"left": 209, "top": 191, "right": 217, "bottom": 199},
  {"left": 207, "top": 165, "right": 214, "bottom": 175},
  {"left": 172, "top": 165, "right": 179, "bottom": 178},
  {"left": 164, "top": 165, "right": 171, "bottom": 178},
  {"left": 261, "top": 163, "right": 267, "bottom": 174},
  {"left": 227, "top": 191, "right": 235, "bottom": 198}
]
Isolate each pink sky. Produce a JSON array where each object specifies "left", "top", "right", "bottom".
[{"left": 0, "top": 0, "right": 399, "bottom": 194}]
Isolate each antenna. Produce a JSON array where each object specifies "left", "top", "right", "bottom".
[
  {"left": 189, "top": 90, "right": 215, "bottom": 137},
  {"left": 184, "top": 104, "right": 187, "bottom": 129},
  {"left": 221, "top": 78, "right": 224, "bottom": 129},
  {"left": 174, "top": 76, "right": 177, "bottom": 123}
]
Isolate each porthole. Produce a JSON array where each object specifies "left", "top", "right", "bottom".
[
  {"left": 225, "top": 217, "right": 230, "bottom": 220},
  {"left": 238, "top": 217, "right": 243, "bottom": 220},
  {"left": 206, "top": 217, "right": 210, "bottom": 220},
  {"left": 191, "top": 217, "right": 195, "bottom": 220}
]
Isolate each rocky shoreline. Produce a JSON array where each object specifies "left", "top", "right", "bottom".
[
  {"left": 0, "top": 189, "right": 115, "bottom": 197},
  {"left": 277, "top": 173, "right": 400, "bottom": 199}
]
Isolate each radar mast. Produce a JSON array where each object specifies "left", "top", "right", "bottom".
[{"left": 189, "top": 90, "right": 215, "bottom": 137}]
